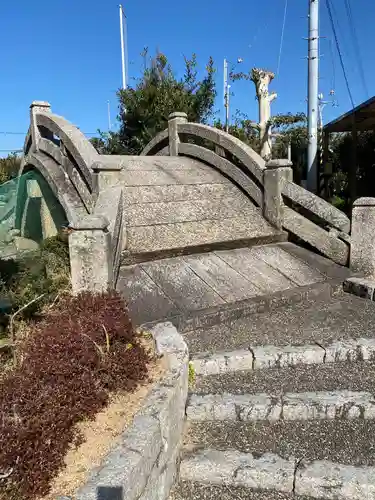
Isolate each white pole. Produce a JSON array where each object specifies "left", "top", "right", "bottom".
[
  {"left": 224, "top": 59, "right": 229, "bottom": 132},
  {"left": 107, "top": 100, "right": 111, "bottom": 130},
  {"left": 307, "top": 0, "right": 319, "bottom": 192},
  {"left": 288, "top": 140, "right": 292, "bottom": 161},
  {"left": 119, "top": 4, "right": 127, "bottom": 90}
]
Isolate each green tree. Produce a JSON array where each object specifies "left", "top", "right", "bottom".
[
  {"left": 93, "top": 51, "right": 216, "bottom": 155},
  {"left": 0, "top": 153, "right": 21, "bottom": 184}
]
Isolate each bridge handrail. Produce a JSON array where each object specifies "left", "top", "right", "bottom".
[{"left": 282, "top": 180, "right": 350, "bottom": 234}]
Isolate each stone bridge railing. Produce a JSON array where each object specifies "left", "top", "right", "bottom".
[
  {"left": 142, "top": 112, "right": 351, "bottom": 267},
  {"left": 16, "top": 102, "right": 124, "bottom": 293}
]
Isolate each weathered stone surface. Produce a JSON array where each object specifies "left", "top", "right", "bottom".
[
  {"left": 249, "top": 245, "right": 325, "bottom": 286},
  {"left": 69, "top": 226, "right": 112, "bottom": 294},
  {"left": 12, "top": 236, "right": 39, "bottom": 253},
  {"left": 187, "top": 391, "right": 375, "bottom": 422},
  {"left": 185, "top": 420, "right": 375, "bottom": 466},
  {"left": 343, "top": 276, "right": 375, "bottom": 300},
  {"left": 126, "top": 217, "right": 278, "bottom": 254},
  {"left": 215, "top": 247, "right": 295, "bottom": 293},
  {"left": 182, "top": 291, "right": 375, "bottom": 355},
  {"left": 178, "top": 122, "right": 266, "bottom": 182},
  {"left": 282, "top": 180, "right": 350, "bottom": 233},
  {"left": 190, "top": 336, "right": 375, "bottom": 376},
  {"left": 295, "top": 460, "right": 375, "bottom": 499},
  {"left": 182, "top": 253, "right": 260, "bottom": 302},
  {"left": 350, "top": 197, "right": 375, "bottom": 276},
  {"left": 179, "top": 449, "right": 294, "bottom": 493},
  {"left": 170, "top": 482, "right": 313, "bottom": 500},
  {"left": 283, "top": 206, "right": 349, "bottom": 266},
  {"left": 168, "top": 112, "right": 187, "bottom": 156},
  {"left": 117, "top": 266, "right": 180, "bottom": 324},
  {"left": 192, "top": 361, "right": 375, "bottom": 396},
  {"left": 263, "top": 163, "right": 292, "bottom": 229},
  {"left": 140, "top": 258, "right": 225, "bottom": 311},
  {"left": 178, "top": 143, "right": 263, "bottom": 206}
]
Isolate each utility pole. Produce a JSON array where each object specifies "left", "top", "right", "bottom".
[
  {"left": 107, "top": 100, "right": 112, "bottom": 130},
  {"left": 307, "top": 0, "right": 319, "bottom": 192},
  {"left": 119, "top": 4, "right": 127, "bottom": 90},
  {"left": 223, "top": 59, "right": 230, "bottom": 132}
]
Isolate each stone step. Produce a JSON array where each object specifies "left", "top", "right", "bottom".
[
  {"left": 178, "top": 447, "right": 375, "bottom": 500},
  {"left": 190, "top": 337, "right": 375, "bottom": 377},
  {"left": 183, "top": 420, "right": 375, "bottom": 466},
  {"left": 192, "top": 360, "right": 375, "bottom": 396},
  {"left": 122, "top": 217, "right": 285, "bottom": 265},
  {"left": 170, "top": 481, "right": 320, "bottom": 500},
  {"left": 187, "top": 390, "right": 375, "bottom": 422},
  {"left": 185, "top": 293, "right": 375, "bottom": 356}
]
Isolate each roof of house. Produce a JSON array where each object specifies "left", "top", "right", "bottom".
[{"left": 324, "top": 96, "right": 375, "bottom": 133}]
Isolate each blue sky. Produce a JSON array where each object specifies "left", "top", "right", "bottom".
[{"left": 0, "top": 0, "right": 373, "bottom": 155}]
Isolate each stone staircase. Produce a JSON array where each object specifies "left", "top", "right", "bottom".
[{"left": 169, "top": 289, "right": 375, "bottom": 500}]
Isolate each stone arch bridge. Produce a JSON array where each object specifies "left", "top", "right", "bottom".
[{"left": 12, "top": 101, "right": 372, "bottom": 325}]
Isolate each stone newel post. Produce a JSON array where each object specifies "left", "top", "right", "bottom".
[
  {"left": 350, "top": 198, "right": 375, "bottom": 276},
  {"left": 263, "top": 159, "right": 293, "bottom": 230},
  {"left": 168, "top": 112, "right": 188, "bottom": 156}
]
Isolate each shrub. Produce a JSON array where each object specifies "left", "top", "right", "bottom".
[
  {"left": 0, "top": 291, "right": 150, "bottom": 500},
  {"left": 0, "top": 236, "right": 70, "bottom": 334}
]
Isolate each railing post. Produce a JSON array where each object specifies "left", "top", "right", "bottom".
[
  {"left": 29, "top": 101, "right": 51, "bottom": 152},
  {"left": 68, "top": 216, "right": 113, "bottom": 294},
  {"left": 263, "top": 159, "right": 293, "bottom": 230},
  {"left": 350, "top": 197, "right": 375, "bottom": 276},
  {"left": 168, "top": 112, "right": 188, "bottom": 156}
]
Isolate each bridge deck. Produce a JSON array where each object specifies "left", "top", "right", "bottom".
[
  {"left": 117, "top": 242, "right": 350, "bottom": 326},
  {"left": 105, "top": 156, "right": 281, "bottom": 261}
]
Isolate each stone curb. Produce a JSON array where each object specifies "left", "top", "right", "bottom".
[
  {"left": 344, "top": 276, "right": 375, "bottom": 301},
  {"left": 180, "top": 449, "right": 375, "bottom": 500},
  {"left": 191, "top": 337, "right": 375, "bottom": 376},
  {"left": 187, "top": 390, "right": 375, "bottom": 422},
  {"left": 74, "top": 322, "right": 189, "bottom": 500}
]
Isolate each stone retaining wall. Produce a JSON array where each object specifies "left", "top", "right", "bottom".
[{"left": 75, "top": 322, "right": 189, "bottom": 500}]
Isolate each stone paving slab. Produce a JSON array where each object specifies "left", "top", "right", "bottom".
[
  {"left": 184, "top": 420, "right": 375, "bottom": 466},
  {"left": 182, "top": 253, "right": 260, "bottom": 302},
  {"left": 118, "top": 244, "right": 338, "bottom": 325},
  {"left": 215, "top": 248, "right": 295, "bottom": 293},
  {"left": 192, "top": 361, "right": 375, "bottom": 396},
  {"left": 170, "top": 482, "right": 319, "bottom": 500},
  {"left": 117, "top": 265, "right": 180, "bottom": 324},
  {"left": 250, "top": 245, "right": 325, "bottom": 286},
  {"left": 122, "top": 184, "right": 240, "bottom": 205},
  {"left": 141, "top": 258, "right": 225, "bottom": 312}
]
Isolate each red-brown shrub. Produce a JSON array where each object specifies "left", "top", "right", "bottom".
[{"left": 0, "top": 291, "right": 150, "bottom": 500}]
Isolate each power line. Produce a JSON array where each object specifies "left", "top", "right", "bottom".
[
  {"left": 276, "top": 0, "right": 288, "bottom": 76},
  {"left": 0, "top": 131, "right": 98, "bottom": 136},
  {"left": 344, "top": 0, "right": 369, "bottom": 99},
  {"left": 325, "top": 0, "right": 355, "bottom": 108}
]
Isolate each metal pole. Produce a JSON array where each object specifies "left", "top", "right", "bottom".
[
  {"left": 287, "top": 140, "right": 292, "bottom": 162},
  {"left": 107, "top": 101, "right": 112, "bottom": 130},
  {"left": 119, "top": 4, "right": 126, "bottom": 90},
  {"left": 224, "top": 59, "right": 229, "bottom": 132},
  {"left": 307, "top": 0, "right": 319, "bottom": 192}
]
